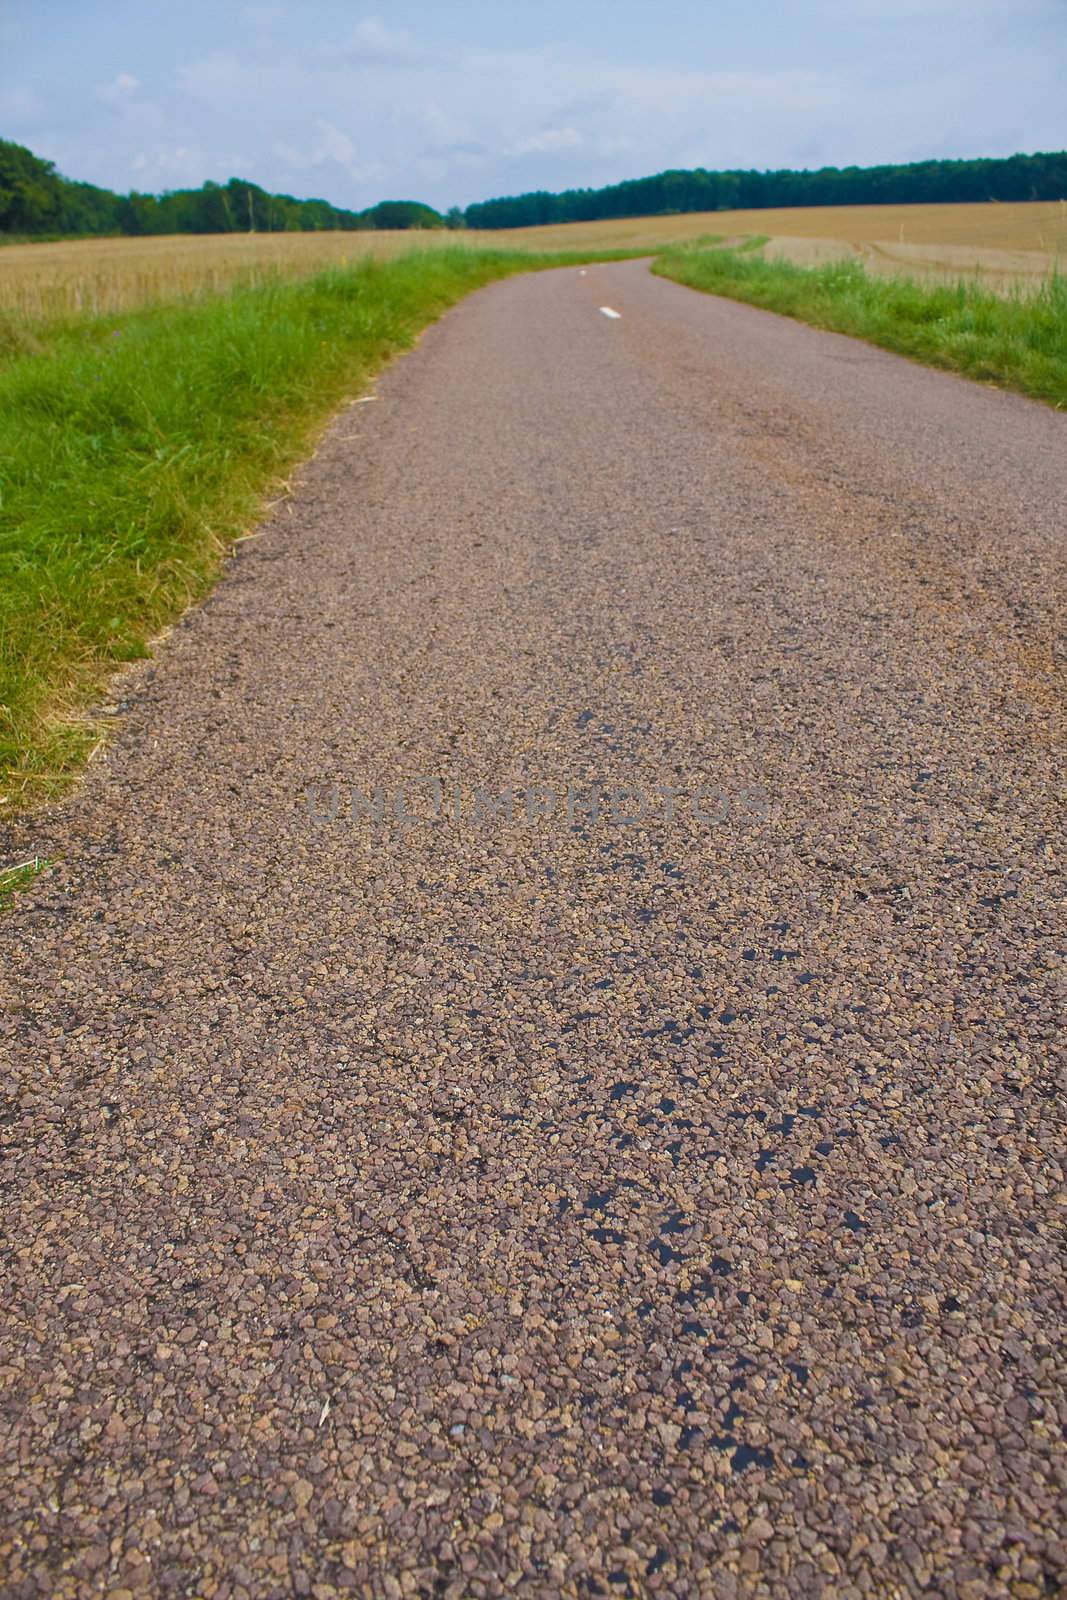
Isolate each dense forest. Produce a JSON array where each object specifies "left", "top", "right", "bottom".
[
  {"left": 463, "top": 150, "right": 1067, "bottom": 229},
  {"left": 0, "top": 138, "right": 446, "bottom": 236}
]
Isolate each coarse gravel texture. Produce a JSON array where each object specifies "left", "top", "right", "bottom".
[{"left": 1, "top": 260, "right": 1064, "bottom": 1600}]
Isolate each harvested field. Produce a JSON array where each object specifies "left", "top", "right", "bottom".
[
  {"left": 501, "top": 200, "right": 1067, "bottom": 253},
  {"left": 762, "top": 234, "right": 1057, "bottom": 291},
  {"left": 503, "top": 201, "right": 1067, "bottom": 287}
]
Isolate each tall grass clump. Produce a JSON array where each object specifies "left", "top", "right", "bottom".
[
  {"left": 655, "top": 246, "right": 1067, "bottom": 409},
  {"left": 0, "top": 246, "right": 628, "bottom": 806}
]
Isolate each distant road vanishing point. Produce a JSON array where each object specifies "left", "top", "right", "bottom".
[{"left": 1, "top": 260, "right": 1064, "bottom": 1597}]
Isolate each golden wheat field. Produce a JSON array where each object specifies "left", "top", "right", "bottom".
[
  {"left": 0, "top": 228, "right": 476, "bottom": 319},
  {"left": 1, "top": 200, "right": 1064, "bottom": 318}
]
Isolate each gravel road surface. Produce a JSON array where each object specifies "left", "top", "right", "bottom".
[{"left": 1, "top": 260, "right": 1064, "bottom": 1598}]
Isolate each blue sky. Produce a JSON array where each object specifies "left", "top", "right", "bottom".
[{"left": 2, "top": 0, "right": 1064, "bottom": 210}]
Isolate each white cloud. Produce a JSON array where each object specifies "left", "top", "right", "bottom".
[
  {"left": 126, "top": 141, "right": 263, "bottom": 189},
  {"left": 514, "top": 128, "right": 583, "bottom": 155},
  {"left": 273, "top": 121, "right": 386, "bottom": 188},
  {"left": 335, "top": 17, "right": 420, "bottom": 65},
  {"left": 97, "top": 71, "right": 140, "bottom": 105},
  {"left": 130, "top": 144, "right": 214, "bottom": 185},
  {"left": 28, "top": 6, "right": 1061, "bottom": 214},
  {"left": 176, "top": 39, "right": 843, "bottom": 195},
  {"left": 90, "top": 73, "right": 166, "bottom": 144}
]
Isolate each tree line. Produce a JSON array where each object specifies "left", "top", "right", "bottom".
[
  {"left": 0, "top": 138, "right": 447, "bottom": 236},
  {"left": 5, "top": 136, "right": 1066, "bottom": 241},
  {"left": 463, "top": 151, "right": 1067, "bottom": 230}
]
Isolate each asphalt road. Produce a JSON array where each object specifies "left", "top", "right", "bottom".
[{"left": 1, "top": 260, "right": 1064, "bottom": 1599}]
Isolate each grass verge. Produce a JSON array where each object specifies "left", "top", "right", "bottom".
[
  {"left": 0, "top": 246, "right": 630, "bottom": 809},
  {"left": 0, "top": 854, "right": 50, "bottom": 911},
  {"left": 654, "top": 245, "right": 1067, "bottom": 408}
]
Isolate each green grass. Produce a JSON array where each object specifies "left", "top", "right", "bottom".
[
  {"left": 6, "top": 238, "right": 1063, "bottom": 814},
  {"left": 655, "top": 245, "right": 1067, "bottom": 408},
  {"left": 0, "top": 245, "right": 631, "bottom": 808},
  {"left": 0, "top": 854, "right": 50, "bottom": 911}
]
